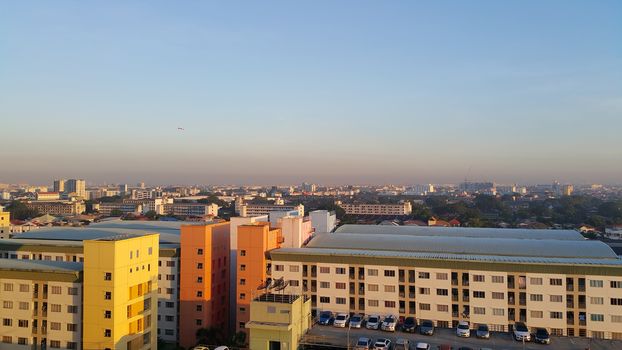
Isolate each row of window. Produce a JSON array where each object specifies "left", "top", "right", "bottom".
[
  {"left": 0, "top": 337, "right": 77, "bottom": 348},
  {"left": 2, "top": 284, "right": 78, "bottom": 295}
]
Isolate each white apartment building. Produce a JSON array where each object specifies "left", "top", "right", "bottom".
[
  {"left": 309, "top": 210, "right": 337, "bottom": 233},
  {"left": 238, "top": 204, "right": 304, "bottom": 218},
  {"left": 340, "top": 202, "right": 412, "bottom": 216},
  {"left": 269, "top": 225, "right": 622, "bottom": 340}
]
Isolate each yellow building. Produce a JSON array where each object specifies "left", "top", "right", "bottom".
[
  {"left": 246, "top": 293, "right": 312, "bottom": 350},
  {"left": 0, "top": 206, "right": 10, "bottom": 239},
  {"left": 83, "top": 234, "right": 159, "bottom": 350}
]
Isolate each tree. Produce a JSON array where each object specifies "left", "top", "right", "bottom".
[
  {"left": 145, "top": 210, "right": 158, "bottom": 220},
  {"left": 109, "top": 209, "right": 123, "bottom": 217},
  {"left": 195, "top": 327, "right": 225, "bottom": 347},
  {"left": 6, "top": 200, "right": 39, "bottom": 220}
]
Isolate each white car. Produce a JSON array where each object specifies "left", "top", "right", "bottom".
[
  {"left": 513, "top": 322, "right": 531, "bottom": 341},
  {"left": 456, "top": 320, "right": 470, "bottom": 337},
  {"left": 373, "top": 338, "right": 391, "bottom": 350},
  {"left": 355, "top": 337, "right": 372, "bottom": 350},
  {"left": 380, "top": 315, "right": 397, "bottom": 332},
  {"left": 366, "top": 315, "right": 381, "bottom": 330},
  {"left": 394, "top": 338, "right": 410, "bottom": 350},
  {"left": 415, "top": 342, "right": 430, "bottom": 350},
  {"left": 333, "top": 313, "right": 349, "bottom": 328}
]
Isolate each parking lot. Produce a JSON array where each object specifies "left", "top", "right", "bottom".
[{"left": 305, "top": 324, "right": 622, "bottom": 350}]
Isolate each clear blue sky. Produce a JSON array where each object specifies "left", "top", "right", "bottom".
[{"left": 1, "top": 1, "right": 621, "bottom": 185}]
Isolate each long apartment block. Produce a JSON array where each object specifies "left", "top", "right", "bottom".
[
  {"left": 269, "top": 225, "right": 622, "bottom": 340},
  {"left": 0, "top": 234, "right": 159, "bottom": 350}
]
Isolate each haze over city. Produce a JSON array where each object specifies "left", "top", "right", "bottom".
[{"left": 2, "top": 1, "right": 621, "bottom": 185}]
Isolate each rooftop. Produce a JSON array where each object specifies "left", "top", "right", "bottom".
[
  {"left": 254, "top": 293, "right": 301, "bottom": 304},
  {"left": 333, "top": 224, "right": 584, "bottom": 240},
  {"left": 0, "top": 259, "right": 83, "bottom": 272}
]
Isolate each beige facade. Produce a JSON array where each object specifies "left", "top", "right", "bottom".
[
  {"left": 340, "top": 202, "right": 412, "bottom": 216},
  {"left": 24, "top": 200, "right": 85, "bottom": 216}
]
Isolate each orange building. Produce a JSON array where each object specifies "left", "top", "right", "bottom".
[
  {"left": 179, "top": 222, "right": 231, "bottom": 349},
  {"left": 236, "top": 222, "right": 283, "bottom": 336}
]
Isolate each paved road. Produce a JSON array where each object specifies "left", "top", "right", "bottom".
[{"left": 305, "top": 325, "right": 621, "bottom": 350}]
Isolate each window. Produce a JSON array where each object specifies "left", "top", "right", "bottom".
[
  {"left": 320, "top": 282, "right": 330, "bottom": 289},
  {"left": 198, "top": 248, "right": 204, "bottom": 255},
  {"left": 130, "top": 251, "right": 133, "bottom": 259},
  {"left": 19, "top": 284, "right": 29, "bottom": 292},
  {"left": 335, "top": 267, "right": 346, "bottom": 274},
  {"left": 384, "top": 270, "right": 395, "bottom": 277},
  {"left": 473, "top": 291, "right": 485, "bottom": 298},
  {"left": 590, "top": 314, "right": 604, "bottom": 322},
  {"left": 611, "top": 298, "right": 622, "bottom": 306},
  {"left": 418, "top": 272, "right": 430, "bottom": 279},
  {"left": 384, "top": 285, "right": 396, "bottom": 293},
  {"left": 197, "top": 291, "right": 203, "bottom": 297},
  {"left": 239, "top": 279, "right": 246, "bottom": 286},
  {"left": 51, "top": 286, "right": 62, "bottom": 294},
  {"left": 166, "top": 275, "right": 175, "bottom": 281},
  {"left": 68, "top": 287, "right": 78, "bottom": 295},
  {"left": 550, "top": 312, "right": 563, "bottom": 319},
  {"left": 148, "top": 247, "right": 153, "bottom": 255},
  {"left": 368, "top": 284, "right": 379, "bottom": 291},
  {"left": 50, "top": 322, "right": 61, "bottom": 330},
  {"left": 290, "top": 280, "right": 299, "bottom": 287},
  {"left": 19, "top": 302, "right": 28, "bottom": 310},
  {"left": 419, "top": 287, "right": 430, "bottom": 295},
  {"left": 275, "top": 265, "right": 284, "bottom": 272},
  {"left": 3, "top": 301, "right": 12, "bottom": 309},
  {"left": 196, "top": 305, "right": 202, "bottom": 312},
  {"left": 104, "top": 310, "right": 111, "bottom": 319},
  {"left": 335, "top": 282, "right": 346, "bottom": 290},
  {"left": 385, "top": 301, "right": 396, "bottom": 308},
  {"left": 590, "top": 279, "right": 603, "bottom": 288},
  {"left": 492, "top": 292, "right": 504, "bottom": 299},
  {"left": 104, "top": 273, "right": 112, "bottom": 281},
  {"left": 50, "top": 340, "right": 61, "bottom": 348},
  {"left": 336, "top": 297, "right": 346, "bottom": 305},
  {"left": 474, "top": 307, "right": 485, "bottom": 315},
  {"left": 18, "top": 338, "right": 27, "bottom": 345},
  {"left": 319, "top": 296, "right": 330, "bottom": 303},
  {"left": 530, "top": 294, "right": 543, "bottom": 302},
  {"left": 492, "top": 275, "right": 504, "bottom": 283},
  {"left": 367, "top": 269, "right": 378, "bottom": 276},
  {"left": 436, "top": 273, "right": 448, "bottom": 280},
  {"left": 18, "top": 320, "right": 28, "bottom": 328},
  {"left": 530, "top": 277, "right": 543, "bottom": 285},
  {"left": 289, "top": 265, "right": 299, "bottom": 272},
  {"left": 436, "top": 288, "right": 448, "bottom": 296},
  {"left": 67, "top": 305, "right": 78, "bottom": 313},
  {"left": 611, "top": 315, "right": 622, "bottom": 323},
  {"left": 165, "top": 315, "right": 175, "bottom": 322},
  {"left": 196, "top": 277, "right": 203, "bottom": 283},
  {"left": 2, "top": 319, "right": 11, "bottom": 326},
  {"left": 267, "top": 306, "right": 276, "bottom": 313},
  {"left": 239, "top": 294, "right": 246, "bottom": 300},
  {"left": 240, "top": 264, "right": 246, "bottom": 271},
  {"left": 2, "top": 336, "right": 11, "bottom": 344},
  {"left": 591, "top": 297, "right": 604, "bottom": 305},
  {"left": 612, "top": 281, "right": 622, "bottom": 289},
  {"left": 493, "top": 308, "right": 505, "bottom": 316},
  {"left": 196, "top": 319, "right": 202, "bottom": 326},
  {"left": 319, "top": 267, "right": 330, "bottom": 273},
  {"left": 550, "top": 278, "right": 563, "bottom": 286},
  {"left": 473, "top": 275, "right": 485, "bottom": 282},
  {"left": 419, "top": 303, "right": 431, "bottom": 311},
  {"left": 105, "top": 292, "right": 111, "bottom": 300},
  {"left": 165, "top": 302, "right": 175, "bottom": 308},
  {"left": 368, "top": 299, "right": 379, "bottom": 307},
  {"left": 2, "top": 283, "right": 12, "bottom": 292},
  {"left": 437, "top": 304, "right": 449, "bottom": 312},
  {"left": 530, "top": 310, "right": 543, "bottom": 318},
  {"left": 550, "top": 295, "right": 563, "bottom": 303},
  {"left": 67, "top": 342, "right": 77, "bottom": 349}
]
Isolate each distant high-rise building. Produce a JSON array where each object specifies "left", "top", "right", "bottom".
[
  {"left": 119, "top": 183, "right": 128, "bottom": 195},
  {"left": 301, "top": 182, "right": 316, "bottom": 192},
  {"left": 53, "top": 179, "right": 66, "bottom": 193},
  {"left": 65, "top": 179, "right": 86, "bottom": 198},
  {"left": 138, "top": 182, "right": 146, "bottom": 189},
  {"left": 562, "top": 184, "right": 574, "bottom": 196}
]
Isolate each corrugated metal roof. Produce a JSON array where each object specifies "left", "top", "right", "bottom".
[
  {"left": 275, "top": 247, "right": 622, "bottom": 266},
  {"left": 334, "top": 224, "right": 584, "bottom": 240},
  {"left": 0, "top": 259, "right": 83, "bottom": 272},
  {"left": 306, "top": 233, "right": 618, "bottom": 259}
]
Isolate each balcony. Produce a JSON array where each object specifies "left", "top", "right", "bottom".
[
  {"left": 578, "top": 285, "right": 586, "bottom": 292},
  {"left": 409, "top": 292, "right": 415, "bottom": 298},
  {"left": 452, "top": 311, "right": 459, "bottom": 317},
  {"left": 567, "top": 301, "right": 574, "bottom": 308},
  {"left": 462, "top": 296, "right": 469, "bottom": 302},
  {"left": 311, "top": 287, "right": 317, "bottom": 293},
  {"left": 462, "top": 280, "right": 470, "bottom": 287},
  {"left": 451, "top": 279, "right": 458, "bottom": 286},
  {"left": 507, "top": 282, "right": 515, "bottom": 289},
  {"left": 567, "top": 318, "right": 575, "bottom": 325},
  {"left": 399, "top": 292, "right": 405, "bottom": 298},
  {"left": 359, "top": 274, "right": 365, "bottom": 280},
  {"left": 349, "top": 273, "right": 355, "bottom": 280},
  {"left": 350, "top": 288, "right": 355, "bottom": 294},
  {"left": 519, "top": 299, "right": 527, "bottom": 306},
  {"left": 578, "top": 302, "right": 586, "bottom": 309},
  {"left": 579, "top": 320, "right": 586, "bottom": 326},
  {"left": 566, "top": 285, "right": 574, "bottom": 292},
  {"left": 452, "top": 295, "right": 458, "bottom": 302}
]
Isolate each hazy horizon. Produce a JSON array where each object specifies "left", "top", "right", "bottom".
[{"left": 2, "top": 1, "right": 621, "bottom": 185}]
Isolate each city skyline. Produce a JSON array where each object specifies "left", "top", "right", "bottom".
[{"left": 1, "top": 1, "right": 621, "bottom": 185}]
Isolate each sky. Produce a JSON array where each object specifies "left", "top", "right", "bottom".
[{"left": 1, "top": 1, "right": 621, "bottom": 186}]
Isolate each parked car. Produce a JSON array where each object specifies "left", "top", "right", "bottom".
[
  {"left": 350, "top": 314, "right": 364, "bottom": 328},
  {"left": 437, "top": 345, "right": 452, "bottom": 350},
  {"left": 394, "top": 338, "right": 409, "bottom": 350},
  {"left": 534, "top": 328, "right": 551, "bottom": 344},
  {"left": 402, "top": 316, "right": 417, "bottom": 332},
  {"left": 214, "top": 347, "right": 229, "bottom": 350},
  {"left": 415, "top": 342, "right": 430, "bottom": 350},
  {"left": 456, "top": 321, "right": 470, "bottom": 337},
  {"left": 373, "top": 338, "right": 392, "bottom": 350},
  {"left": 513, "top": 322, "right": 531, "bottom": 341},
  {"left": 419, "top": 319, "right": 435, "bottom": 335},
  {"left": 381, "top": 315, "right": 397, "bottom": 332},
  {"left": 318, "top": 311, "right": 334, "bottom": 325},
  {"left": 475, "top": 324, "right": 489, "bottom": 339},
  {"left": 456, "top": 347, "right": 474, "bottom": 350},
  {"left": 334, "top": 313, "right": 349, "bottom": 328},
  {"left": 355, "top": 337, "right": 372, "bottom": 350},
  {"left": 366, "top": 315, "right": 381, "bottom": 330}
]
